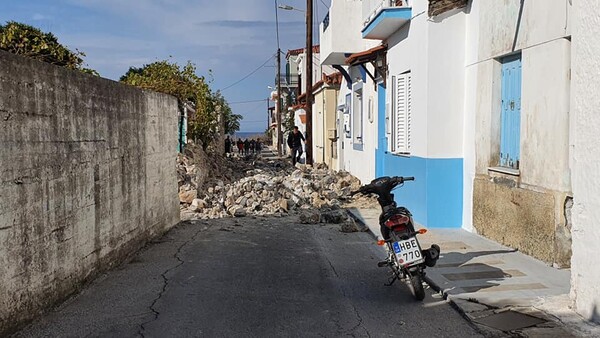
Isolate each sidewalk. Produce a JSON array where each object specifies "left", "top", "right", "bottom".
[{"left": 348, "top": 207, "right": 600, "bottom": 337}]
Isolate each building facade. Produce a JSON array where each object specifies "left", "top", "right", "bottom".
[
  {"left": 467, "top": 0, "right": 572, "bottom": 267},
  {"left": 320, "top": 0, "right": 380, "bottom": 184},
  {"left": 368, "top": 0, "right": 466, "bottom": 229},
  {"left": 318, "top": 0, "right": 600, "bottom": 323},
  {"left": 321, "top": 0, "right": 573, "bottom": 263}
]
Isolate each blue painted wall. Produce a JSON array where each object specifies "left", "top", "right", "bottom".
[{"left": 375, "top": 83, "right": 463, "bottom": 228}]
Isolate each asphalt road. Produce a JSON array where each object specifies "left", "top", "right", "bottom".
[{"left": 14, "top": 216, "right": 484, "bottom": 338}]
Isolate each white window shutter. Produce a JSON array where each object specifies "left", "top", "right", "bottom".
[
  {"left": 406, "top": 74, "right": 412, "bottom": 152},
  {"left": 394, "top": 73, "right": 411, "bottom": 154}
]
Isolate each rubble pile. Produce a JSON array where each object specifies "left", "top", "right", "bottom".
[
  {"left": 176, "top": 142, "right": 376, "bottom": 231},
  {"left": 180, "top": 158, "right": 363, "bottom": 220},
  {"left": 177, "top": 144, "right": 294, "bottom": 202}
]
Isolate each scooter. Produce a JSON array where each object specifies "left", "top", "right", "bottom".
[{"left": 352, "top": 176, "right": 440, "bottom": 301}]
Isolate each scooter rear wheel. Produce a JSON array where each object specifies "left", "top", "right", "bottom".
[{"left": 409, "top": 271, "right": 425, "bottom": 301}]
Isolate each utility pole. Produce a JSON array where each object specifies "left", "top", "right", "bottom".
[
  {"left": 275, "top": 0, "right": 283, "bottom": 156},
  {"left": 276, "top": 48, "right": 283, "bottom": 156},
  {"left": 305, "top": 0, "right": 313, "bottom": 165}
]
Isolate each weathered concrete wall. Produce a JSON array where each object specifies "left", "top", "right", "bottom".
[
  {"left": 570, "top": 0, "right": 600, "bottom": 323},
  {"left": 473, "top": 175, "right": 571, "bottom": 266},
  {"left": 0, "top": 50, "right": 180, "bottom": 334}
]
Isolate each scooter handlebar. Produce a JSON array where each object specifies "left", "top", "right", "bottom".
[
  {"left": 393, "top": 176, "right": 415, "bottom": 184},
  {"left": 352, "top": 176, "right": 415, "bottom": 196}
]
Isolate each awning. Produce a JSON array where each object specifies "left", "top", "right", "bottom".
[{"left": 345, "top": 44, "right": 387, "bottom": 66}]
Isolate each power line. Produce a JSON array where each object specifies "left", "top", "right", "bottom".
[
  {"left": 219, "top": 54, "right": 276, "bottom": 92},
  {"left": 229, "top": 98, "right": 268, "bottom": 105}
]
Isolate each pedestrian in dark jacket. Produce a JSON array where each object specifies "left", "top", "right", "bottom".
[
  {"left": 287, "top": 126, "right": 305, "bottom": 166},
  {"left": 249, "top": 139, "right": 256, "bottom": 154},
  {"left": 243, "top": 139, "right": 250, "bottom": 155},
  {"left": 255, "top": 140, "right": 262, "bottom": 154},
  {"left": 224, "top": 136, "right": 231, "bottom": 154}
]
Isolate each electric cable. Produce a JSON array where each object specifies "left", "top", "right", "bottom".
[
  {"left": 229, "top": 99, "right": 268, "bottom": 105},
  {"left": 220, "top": 54, "right": 276, "bottom": 91}
]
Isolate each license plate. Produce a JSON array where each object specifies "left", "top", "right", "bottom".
[{"left": 392, "top": 238, "right": 425, "bottom": 266}]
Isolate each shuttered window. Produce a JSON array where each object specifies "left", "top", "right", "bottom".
[
  {"left": 392, "top": 72, "right": 411, "bottom": 154},
  {"left": 352, "top": 83, "right": 363, "bottom": 144},
  {"left": 499, "top": 54, "right": 521, "bottom": 169}
]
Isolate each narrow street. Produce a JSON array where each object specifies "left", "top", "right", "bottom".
[{"left": 14, "top": 217, "right": 483, "bottom": 338}]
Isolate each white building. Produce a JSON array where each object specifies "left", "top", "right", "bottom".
[
  {"left": 322, "top": 0, "right": 467, "bottom": 227},
  {"left": 570, "top": 0, "right": 600, "bottom": 323},
  {"left": 320, "top": 0, "right": 380, "bottom": 184}
]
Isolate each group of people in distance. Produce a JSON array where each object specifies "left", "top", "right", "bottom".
[
  {"left": 223, "top": 125, "right": 306, "bottom": 165},
  {"left": 225, "top": 136, "right": 262, "bottom": 156}
]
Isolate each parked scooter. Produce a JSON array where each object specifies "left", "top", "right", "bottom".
[{"left": 352, "top": 176, "right": 440, "bottom": 300}]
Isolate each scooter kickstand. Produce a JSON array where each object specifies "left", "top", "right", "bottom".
[{"left": 384, "top": 274, "right": 399, "bottom": 286}]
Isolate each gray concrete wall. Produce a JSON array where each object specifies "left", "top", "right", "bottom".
[{"left": 0, "top": 50, "right": 180, "bottom": 335}]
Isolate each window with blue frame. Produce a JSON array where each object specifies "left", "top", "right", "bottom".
[{"left": 499, "top": 54, "right": 522, "bottom": 169}]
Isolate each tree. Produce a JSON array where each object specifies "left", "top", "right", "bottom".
[
  {"left": 211, "top": 91, "right": 242, "bottom": 135},
  {"left": 0, "top": 21, "right": 98, "bottom": 75},
  {"left": 120, "top": 60, "right": 241, "bottom": 150}
]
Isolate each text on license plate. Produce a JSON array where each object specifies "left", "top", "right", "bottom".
[{"left": 392, "top": 238, "right": 424, "bottom": 265}]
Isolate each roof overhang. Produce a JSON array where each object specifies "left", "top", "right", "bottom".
[
  {"left": 345, "top": 45, "right": 386, "bottom": 66},
  {"left": 345, "top": 45, "right": 388, "bottom": 86},
  {"left": 362, "top": 7, "right": 412, "bottom": 40}
]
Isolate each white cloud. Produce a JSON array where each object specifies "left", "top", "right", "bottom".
[{"left": 32, "top": 13, "right": 49, "bottom": 21}]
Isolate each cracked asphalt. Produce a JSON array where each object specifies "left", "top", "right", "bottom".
[{"left": 13, "top": 216, "right": 484, "bottom": 338}]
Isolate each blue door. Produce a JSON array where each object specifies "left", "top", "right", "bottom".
[{"left": 500, "top": 54, "right": 522, "bottom": 169}]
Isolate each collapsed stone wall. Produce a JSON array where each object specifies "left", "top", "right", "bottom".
[
  {"left": 0, "top": 50, "right": 180, "bottom": 335},
  {"left": 178, "top": 151, "right": 362, "bottom": 217},
  {"left": 176, "top": 148, "right": 374, "bottom": 233}
]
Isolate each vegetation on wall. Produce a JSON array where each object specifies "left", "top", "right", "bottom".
[
  {"left": 0, "top": 21, "right": 241, "bottom": 150},
  {"left": 120, "top": 60, "right": 241, "bottom": 150},
  {"left": 0, "top": 21, "right": 98, "bottom": 75}
]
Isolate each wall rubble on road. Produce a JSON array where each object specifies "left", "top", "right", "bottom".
[{"left": 0, "top": 50, "right": 180, "bottom": 335}]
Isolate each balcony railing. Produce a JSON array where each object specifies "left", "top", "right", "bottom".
[
  {"left": 275, "top": 75, "right": 299, "bottom": 88},
  {"left": 363, "top": 0, "right": 409, "bottom": 28},
  {"left": 322, "top": 11, "right": 330, "bottom": 31}
]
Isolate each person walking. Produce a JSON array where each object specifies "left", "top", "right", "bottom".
[
  {"left": 243, "top": 139, "right": 250, "bottom": 156},
  {"left": 287, "top": 126, "right": 305, "bottom": 166},
  {"left": 224, "top": 136, "right": 231, "bottom": 155},
  {"left": 249, "top": 139, "right": 256, "bottom": 154},
  {"left": 237, "top": 139, "right": 244, "bottom": 154},
  {"left": 255, "top": 140, "right": 262, "bottom": 155}
]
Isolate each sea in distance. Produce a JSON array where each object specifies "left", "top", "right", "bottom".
[{"left": 232, "top": 131, "right": 265, "bottom": 140}]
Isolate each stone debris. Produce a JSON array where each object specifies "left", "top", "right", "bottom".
[
  {"left": 193, "top": 164, "right": 360, "bottom": 219},
  {"left": 340, "top": 218, "right": 359, "bottom": 233},
  {"left": 178, "top": 148, "right": 366, "bottom": 226}
]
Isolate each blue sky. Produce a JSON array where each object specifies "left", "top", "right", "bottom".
[{"left": 0, "top": 0, "right": 330, "bottom": 132}]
